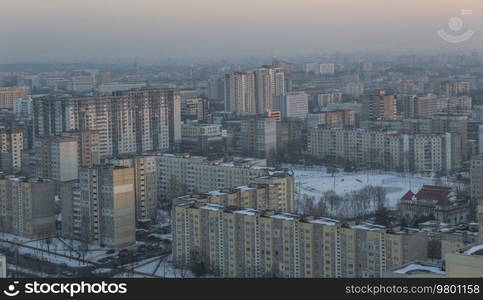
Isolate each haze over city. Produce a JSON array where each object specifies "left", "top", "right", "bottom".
[
  {"left": 1, "top": 0, "right": 483, "bottom": 62},
  {"left": 2, "top": 0, "right": 483, "bottom": 288}
]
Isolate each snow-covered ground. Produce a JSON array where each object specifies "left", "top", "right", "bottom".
[
  {"left": 113, "top": 255, "right": 196, "bottom": 278},
  {"left": 0, "top": 234, "right": 113, "bottom": 267},
  {"left": 287, "top": 164, "right": 439, "bottom": 209}
]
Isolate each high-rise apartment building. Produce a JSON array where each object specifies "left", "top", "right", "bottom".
[
  {"left": 32, "top": 88, "right": 180, "bottom": 157},
  {"left": 207, "top": 76, "right": 225, "bottom": 101},
  {"left": 12, "top": 97, "right": 33, "bottom": 119},
  {"left": 172, "top": 200, "right": 428, "bottom": 278},
  {"left": 432, "top": 114, "right": 468, "bottom": 159},
  {"left": 255, "top": 66, "right": 285, "bottom": 114},
  {"left": 240, "top": 115, "right": 278, "bottom": 158},
  {"left": 62, "top": 165, "right": 136, "bottom": 248},
  {"left": 361, "top": 90, "right": 397, "bottom": 121},
  {"left": 181, "top": 97, "right": 209, "bottom": 122},
  {"left": 0, "top": 86, "right": 29, "bottom": 109},
  {"left": 67, "top": 130, "right": 100, "bottom": 168},
  {"left": 224, "top": 72, "right": 256, "bottom": 115},
  {"left": 278, "top": 92, "right": 308, "bottom": 120},
  {"left": 0, "top": 175, "right": 56, "bottom": 238},
  {"left": 399, "top": 94, "right": 439, "bottom": 119},
  {"left": 36, "top": 136, "right": 79, "bottom": 182},
  {"left": 224, "top": 67, "right": 285, "bottom": 116},
  {"left": 308, "top": 128, "right": 461, "bottom": 172},
  {"left": 255, "top": 68, "right": 274, "bottom": 114},
  {"left": 0, "top": 128, "right": 23, "bottom": 173},
  {"left": 107, "top": 156, "right": 158, "bottom": 222},
  {"left": 319, "top": 63, "right": 335, "bottom": 75}
]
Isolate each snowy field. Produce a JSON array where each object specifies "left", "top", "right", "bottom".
[{"left": 287, "top": 164, "right": 439, "bottom": 209}]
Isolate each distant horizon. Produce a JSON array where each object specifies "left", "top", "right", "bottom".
[
  {"left": 1, "top": 49, "right": 483, "bottom": 66},
  {"left": 1, "top": 0, "right": 483, "bottom": 63}
]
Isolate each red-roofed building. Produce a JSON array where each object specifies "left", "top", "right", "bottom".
[{"left": 399, "top": 185, "right": 470, "bottom": 225}]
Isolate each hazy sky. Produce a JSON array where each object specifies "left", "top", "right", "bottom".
[{"left": 1, "top": 0, "right": 482, "bottom": 62}]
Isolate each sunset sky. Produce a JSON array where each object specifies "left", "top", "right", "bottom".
[{"left": 1, "top": 0, "right": 482, "bottom": 62}]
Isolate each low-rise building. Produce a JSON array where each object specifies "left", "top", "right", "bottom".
[{"left": 399, "top": 185, "right": 471, "bottom": 225}]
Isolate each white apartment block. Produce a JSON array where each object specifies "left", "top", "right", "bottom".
[
  {"left": 308, "top": 128, "right": 462, "bottom": 172},
  {"left": 156, "top": 154, "right": 294, "bottom": 212}
]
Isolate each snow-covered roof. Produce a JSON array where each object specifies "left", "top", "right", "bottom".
[
  {"left": 351, "top": 223, "right": 385, "bottom": 231},
  {"left": 271, "top": 213, "right": 298, "bottom": 221},
  {"left": 200, "top": 203, "right": 223, "bottom": 211},
  {"left": 393, "top": 264, "right": 446, "bottom": 275},
  {"left": 234, "top": 209, "right": 258, "bottom": 216},
  {"left": 207, "top": 190, "right": 226, "bottom": 196},
  {"left": 463, "top": 244, "right": 483, "bottom": 256},
  {"left": 309, "top": 218, "right": 338, "bottom": 226},
  {"left": 238, "top": 185, "right": 256, "bottom": 191}
]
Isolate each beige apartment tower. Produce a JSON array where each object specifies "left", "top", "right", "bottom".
[
  {"left": 62, "top": 165, "right": 136, "bottom": 248},
  {"left": 0, "top": 128, "right": 23, "bottom": 173},
  {"left": 0, "top": 86, "right": 29, "bottom": 109},
  {"left": 172, "top": 200, "right": 428, "bottom": 278}
]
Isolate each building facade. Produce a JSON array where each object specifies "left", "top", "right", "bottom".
[
  {"left": 240, "top": 115, "right": 278, "bottom": 158},
  {"left": 0, "top": 128, "right": 23, "bottom": 173},
  {"left": 62, "top": 165, "right": 136, "bottom": 248},
  {"left": 399, "top": 185, "right": 471, "bottom": 225},
  {"left": 0, "top": 86, "right": 29, "bottom": 109},
  {"left": 361, "top": 90, "right": 397, "bottom": 121},
  {"left": 32, "top": 88, "right": 179, "bottom": 157},
  {"left": 224, "top": 72, "right": 256, "bottom": 115},
  {"left": 156, "top": 154, "right": 294, "bottom": 212},
  {"left": 107, "top": 156, "right": 158, "bottom": 223},
  {"left": 278, "top": 92, "right": 308, "bottom": 120},
  {"left": 181, "top": 121, "right": 224, "bottom": 157},
  {"left": 0, "top": 175, "right": 56, "bottom": 238},
  {"left": 308, "top": 128, "right": 462, "bottom": 172},
  {"left": 172, "top": 201, "right": 428, "bottom": 278}
]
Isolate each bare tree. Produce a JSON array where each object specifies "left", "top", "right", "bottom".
[{"left": 326, "top": 167, "right": 339, "bottom": 190}]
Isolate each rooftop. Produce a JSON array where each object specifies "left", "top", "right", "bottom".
[
  {"left": 392, "top": 262, "right": 446, "bottom": 275},
  {"left": 462, "top": 244, "right": 483, "bottom": 256}
]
